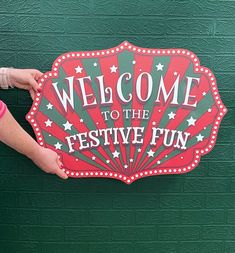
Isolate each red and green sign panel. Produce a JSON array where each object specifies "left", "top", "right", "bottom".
[{"left": 26, "top": 41, "right": 227, "bottom": 184}]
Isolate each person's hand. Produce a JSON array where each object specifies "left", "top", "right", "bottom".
[
  {"left": 8, "top": 68, "right": 43, "bottom": 100},
  {"left": 30, "top": 146, "right": 68, "bottom": 180}
]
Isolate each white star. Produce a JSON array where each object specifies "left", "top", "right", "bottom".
[
  {"left": 130, "top": 158, "right": 134, "bottom": 162},
  {"left": 54, "top": 142, "right": 62, "bottom": 150},
  {"left": 202, "top": 91, "right": 207, "bottom": 96},
  {"left": 112, "top": 150, "right": 120, "bottom": 158},
  {"left": 80, "top": 119, "right": 84, "bottom": 123},
  {"left": 156, "top": 63, "right": 164, "bottom": 71},
  {"left": 110, "top": 65, "right": 118, "bottom": 73},
  {"left": 92, "top": 156, "right": 96, "bottom": 160},
  {"left": 147, "top": 149, "right": 155, "bottom": 157},
  {"left": 152, "top": 121, "right": 156, "bottom": 126},
  {"left": 187, "top": 116, "right": 196, "bottom": 126},
  {"left": 157, "top": 160, "right": 161, "bottom": 165},
  {"left": 93, "top": 63, "right": 97, "bottom": 67},
  {"left": 45, "top": 119, "right": 52, "bottom": 127},
  {"left": 106, "top": 160, "right": 110, "bottom": 164},
  {"left": 75, "top": 65, "right": 83, "bottom": 73},
  {"left": 196, "top": 134, "right": 204, "bottom": 142},
  {"left": 132, "top": 60, "right": 136, "bottom": 64},
  {"left": 208, "top": 108, "right": 212, "bottom": 112},
  {"left": 124, "top": 165, "right": 128, "bottom": 169},
  {"left": 174, "top": 71, "right": 178, "bottom": 76},
  {"left": 168, "top": 111, "right": 176, "bottom": 119},
  {"left": 46, "top": 103, "right": 53, "bottom": 110},
  {"left": 63, "top": 121, "right": 73, "bottom": 131},
  {"left": 138, "top": 148, "right": 142, "bottom": 153}
]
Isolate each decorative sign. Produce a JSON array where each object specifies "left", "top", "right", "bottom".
[{"left": 26, "top": 41, "right": 227, "bottom": 184}]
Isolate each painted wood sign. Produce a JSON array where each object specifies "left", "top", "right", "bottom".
[{"left": 26, "top": 41, "right": 227, "bottom": 184}]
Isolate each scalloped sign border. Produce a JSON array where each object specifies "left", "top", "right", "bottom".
[{"left": 26, "top": 41, "right": 227, "bottom": 184}]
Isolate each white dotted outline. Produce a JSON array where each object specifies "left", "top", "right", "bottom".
[{"left": 26, "top": 41, "right": 227, "bottom": 184}]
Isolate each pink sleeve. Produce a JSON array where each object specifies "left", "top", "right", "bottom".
[{"left": 0, "top": 100, "right": 7, "bottom": 119}]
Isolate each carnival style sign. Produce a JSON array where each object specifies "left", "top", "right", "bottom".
[{"left": 26, "top": 41, "right": 227, "bottom": 184}]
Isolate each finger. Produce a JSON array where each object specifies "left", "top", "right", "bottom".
[
  {"left": 55, "top": 156, "right": 67, "bottom": 179},
  {"left": 56, "top": 156, "right": 63, "bottom": 167},
  {"left": 29, "top": 89, "right": 35, "bottom": 100},
  {"left": 14, "top": 83, "right": 28, "bottom": 90},
  {"left": 29, "top": 78, "right": 40, "bottom": 92},
  {"left": 56, "top": 167, "right": 68, "bottom": 179}
]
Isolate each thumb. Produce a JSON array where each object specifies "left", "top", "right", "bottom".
[{"left": 32, "top": 69, "right": 43, "bottom": 79}]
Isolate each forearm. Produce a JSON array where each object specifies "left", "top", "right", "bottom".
[
  {"left": 0, "top": 68, "right": 67, "bottom": 179},
  {"left": 0, "top": 108, "right": 39, "bottom": 159}
]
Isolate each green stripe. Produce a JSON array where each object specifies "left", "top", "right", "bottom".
[{"left": 117, "top": 50, "right": 135, "bottom": 167}]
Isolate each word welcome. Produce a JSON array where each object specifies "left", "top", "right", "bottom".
[{"left": 52, "top": 72, "right": 200, "bottom": 112}]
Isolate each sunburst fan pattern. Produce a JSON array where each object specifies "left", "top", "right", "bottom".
[{"left": 26, "top": 41, "right": 227, "bottom": 184}]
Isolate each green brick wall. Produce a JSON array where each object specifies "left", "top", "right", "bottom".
[{"left": 0, "top": 0, "right": 234, "bottom": 252}]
